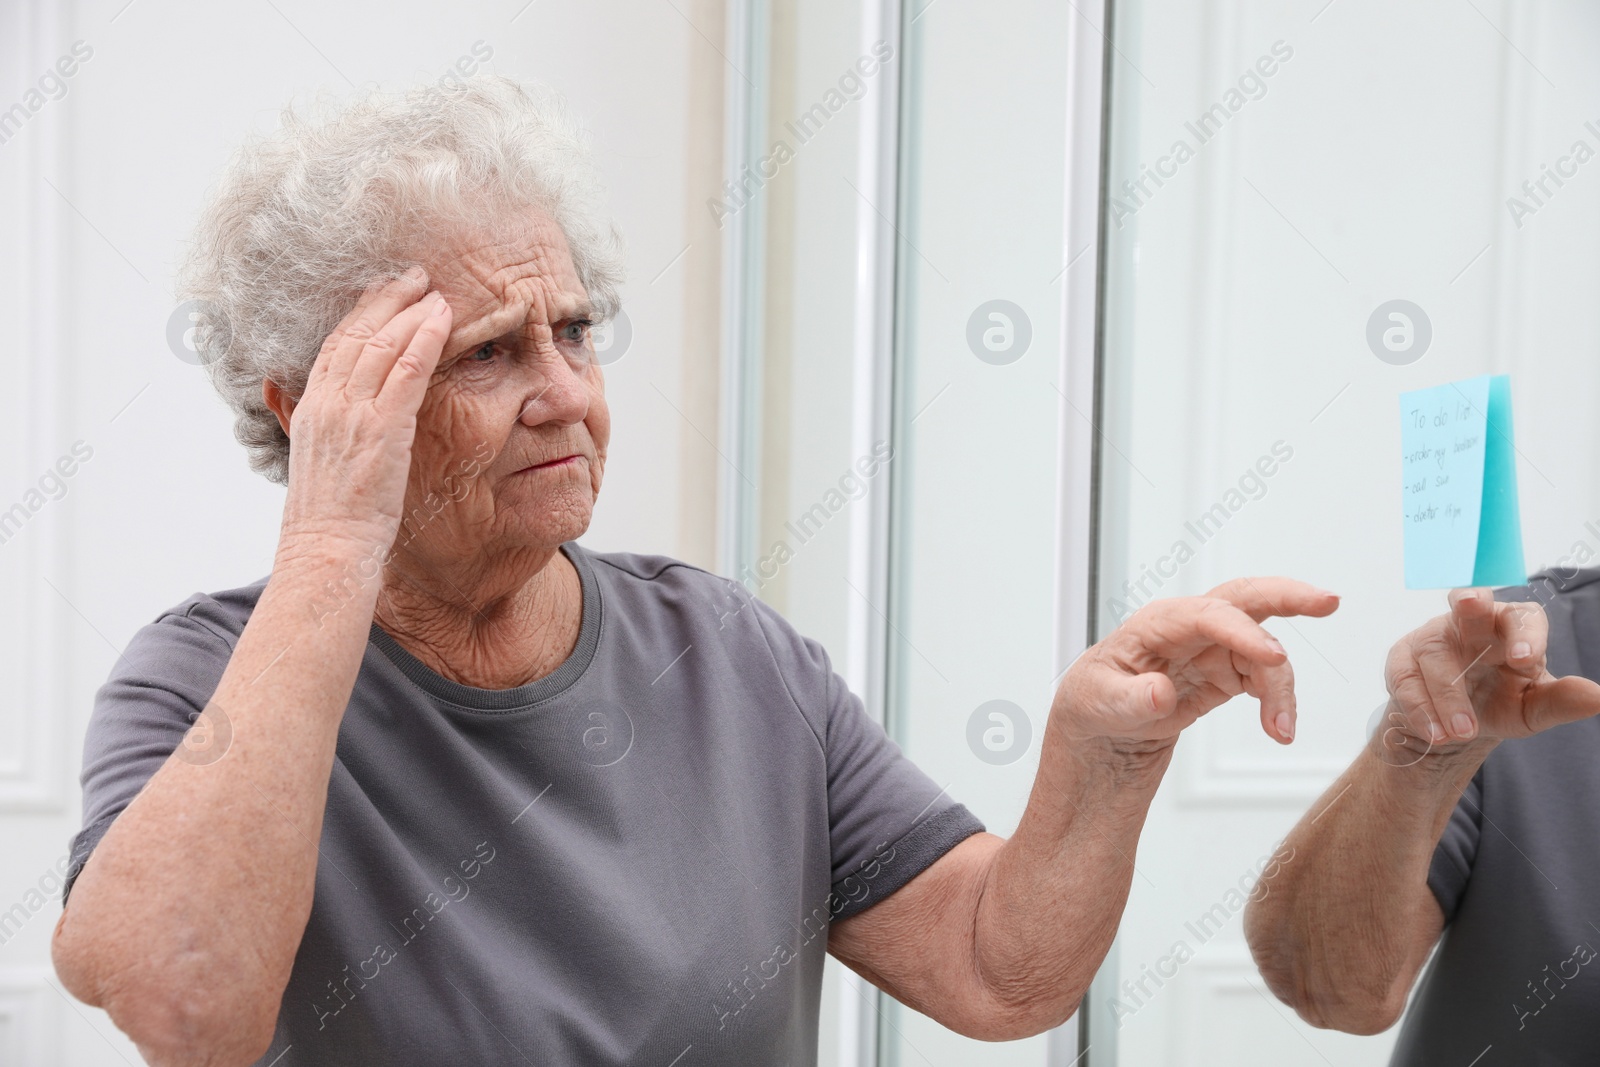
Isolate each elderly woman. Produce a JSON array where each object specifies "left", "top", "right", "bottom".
[{"left": 51, "top": 77, "right": 1336, "bottom": 1066}]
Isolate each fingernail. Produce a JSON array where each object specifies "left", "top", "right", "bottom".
[
  {"left": 432, "top": 294, "right": 450, "bottom": 316},
  {"left": 405, "top": 265, "right": 427, "bottom": 281},
  {"left": 1451, "top": 713, "right": 1474, "bottom": 738},
  {"left": 1265, "top": 636, "right": 1286, "bottom": 655},
  {"left": 1316, "top": 588, "right": 1338, "bottom": 598},
  {"left": 1429, "top": 722, "right": 1447, "bottom": 743},
  {"left": 1275, "top": 712, "right": 1294, "bottom": 740},
  {"left": 1511, "top": 642, "right": 1531, "bottom": 660}
]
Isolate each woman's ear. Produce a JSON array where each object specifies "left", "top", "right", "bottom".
[{"left": 262, "top": 379, "right": 296, "bottom": 437}]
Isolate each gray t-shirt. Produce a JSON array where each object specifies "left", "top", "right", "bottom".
[
  {"left": 64, "top": 542, "right": 984, "bottom": 1066},
  {"left": 1389, "top": 568, "right": 1600, "bottom": 1066}
]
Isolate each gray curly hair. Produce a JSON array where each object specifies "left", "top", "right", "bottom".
[{"left": 179, "top": 76, "right": 626, "bottom": 484}]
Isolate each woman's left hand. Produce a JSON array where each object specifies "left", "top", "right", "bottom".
[{"left": 1052, "top": 577, "right": 1340, "bottom": 754}]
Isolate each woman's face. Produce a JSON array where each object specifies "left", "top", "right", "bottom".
[{"left": 395, "top": 211, "right": 610, "bottom": 573}]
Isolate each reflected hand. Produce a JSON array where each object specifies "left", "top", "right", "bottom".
[
  {"left": 1379, "top": 588, "right": 1600, "bottom": 762},
  {"left": 1053, "top": 577, "right": 1340, "bottom": 755}
]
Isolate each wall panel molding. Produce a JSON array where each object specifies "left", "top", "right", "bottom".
[
  {"left": 0, "top": 968, "right": 60, "bottom": 1064},
  {"left": 1179, "top": 732, "right": 1348, "bottom": 805},
  {"left": 0, "top": 0, "right": 70, "bottom": 813}
]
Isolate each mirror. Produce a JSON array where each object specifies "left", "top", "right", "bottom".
[{"left": 1096, "top": 0, "right": 1600, "bottom": 1063}]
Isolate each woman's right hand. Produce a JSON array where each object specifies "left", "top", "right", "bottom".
[
  {"left": 1378, "top": 588, "right": 1600, "bottom": 763},
  {"left": 273, "top": 266, "right": 452, "bottom": 560}
]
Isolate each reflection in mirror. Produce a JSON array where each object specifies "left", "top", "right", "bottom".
[{"left": 1095, "top": 1, "right": 1600, "bottom": 1064}]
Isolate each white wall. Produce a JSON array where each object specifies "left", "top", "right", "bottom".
[{"left": 0, "top": 0, "right": 725, "bottom": 1060}]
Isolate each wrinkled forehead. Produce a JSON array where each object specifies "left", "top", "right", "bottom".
[{"left": 412, "top": 211, "right": 592, "bottom": 332}]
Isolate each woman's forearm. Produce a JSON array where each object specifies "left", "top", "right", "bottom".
[
  {"left": 969, "top": 723, "right": 1170, "bottom": 1036},
  {"left": 1244, "top": 733, "right": 1495, "bottom": 1033},
  {"left": 52, "top": 540, "right": 383, "bottom": 1066}
]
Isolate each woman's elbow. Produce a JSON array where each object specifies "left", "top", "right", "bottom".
[
  {"left": 1280, "top": 951, "right": 1413, "bottom": 1037},
  {"left": 1243, "top": 895, "right": 1299, "bottom": 1001},
  {"left": 1243, "top": 904, "right": 1407, "bottom": 1035},
  {"left": 1244, "top": 899, "right": 1324, "bottom": 1024},
  {"left": 1280, "top": 980, "right": 1409, "bottom": 1036},
  {"left": 53, "top": 906, "right": 278, "bottom": 1067},
  {"left": 940, "top": 976, "right": 1088, "bottom": 1043},
  {"left": 52, "top": 905, "right": 103, "bottom": 1008}
]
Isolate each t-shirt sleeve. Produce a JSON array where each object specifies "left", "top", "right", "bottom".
[
  {"left": 62, "top": 604, "right": 236, "bottom": 906},
  {"left": 748, "top": 598, "right": 986, "bottom": 922},
  {"left": 1426, "top": 768, "right": 1484, "bottom": 923}
]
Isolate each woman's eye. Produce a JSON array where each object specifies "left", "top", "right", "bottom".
[
  {"left": 561, "top": 320, "right": 593, "bottom": 343},
  {"left": 469, "top": 342, "right": 497, "bottom": 363}
]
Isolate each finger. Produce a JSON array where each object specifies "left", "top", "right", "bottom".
[
  {"left": 1176, "top": 599, "right": 1288, "bottom": 668},
  {"left": 1447, "top": 587, "right": 1497, "bottom": 658},
  {"left": 345, "top": 291, "right": 446, "bottom": 398},
  {"left": 1522, "top": 675, "right": 1600, "bottom": 734},
  {"left": 1234, "top": 649, "right": 1297, "bottom": 743},
  {"left": 1204, "top": 577, "right": 1340, "bottom": 623},
  {"left": 1150, "top": 674, "right": 1185, "bottom": 723},
  {"left": 1386, "top": 638, "right": 1448, "bottom": 746},
  {"left": 373, "top": 297, "right": 452, "bottom": 418},
  {"left": 1495, "top": 600, "right": 1548, "bottom": 679},
  {"left": 1414, "top": 632, "right": 1481, "bottom": 741},
  {"left": 317, "top": 267, "right": 431, "bottom": 386},
  {"left": 1192, "top": 643, "right": 1248, "bottom": 701},
  {"left": 1068, "top": 656, "right": 1188, "bottom": 736},
  {"left": 1092, "top": 666, "right": 1176, "bottom": 720}
]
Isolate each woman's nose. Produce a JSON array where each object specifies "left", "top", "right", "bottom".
[{"left": 518, "top": 357, "right": 591, "bottom": 427}]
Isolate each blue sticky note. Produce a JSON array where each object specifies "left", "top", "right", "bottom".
[{"left": 1400, "top": 374, "right": 1525, "bottom": 589}]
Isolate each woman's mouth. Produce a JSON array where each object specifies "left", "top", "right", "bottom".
[{"left": 519, "top": 454, "right": 581, "bottom": 473}]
